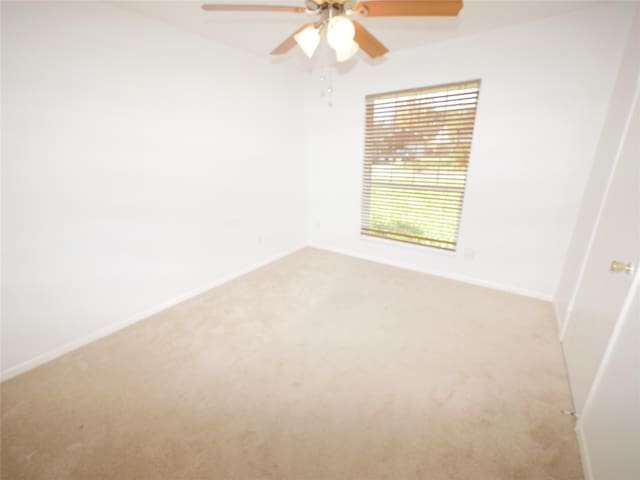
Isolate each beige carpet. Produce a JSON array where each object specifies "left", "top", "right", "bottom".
[{"left": 1, "top": 247, "right": 582, "bottom": 480}]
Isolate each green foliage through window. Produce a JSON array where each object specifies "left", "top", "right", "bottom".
[{"left": 361, "top": 80, "right": 481, "bottom": 251}]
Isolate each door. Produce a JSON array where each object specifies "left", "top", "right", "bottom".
[
  {"left": 562, "top": 87, "right": 640, "bottom": 413},
  {"left": 577, "top": 279, "right": 640, "bottom": 480}
]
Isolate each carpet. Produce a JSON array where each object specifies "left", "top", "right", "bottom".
[{"left": 1, "top": 247, "right": 583, "bottom": 479}]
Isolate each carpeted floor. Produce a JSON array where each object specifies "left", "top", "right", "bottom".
[{"left": 1, "top": 247, "right": 582, "bottom": 480}]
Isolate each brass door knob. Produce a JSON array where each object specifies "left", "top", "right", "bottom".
[{"left": 610, "top": 260, "right": 634, "bottom": 274}]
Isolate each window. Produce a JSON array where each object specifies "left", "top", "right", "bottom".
[{"left": 361, "top": 79, "right": 481, "bottom": 252}]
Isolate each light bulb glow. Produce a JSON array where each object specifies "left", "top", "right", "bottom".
[
  {"left": 294, "top": 25, "right": 320, "bottom": 58},
  {"left": 336, "top": 40, "right": 359, "bottom": 62},
  {"left": 327, "top": 16, "right": 355, "bottom": 52}
]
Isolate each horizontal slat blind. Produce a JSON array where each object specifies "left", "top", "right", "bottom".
[{"left": 361, "top": 79, "right": 481, "bottom": 251}]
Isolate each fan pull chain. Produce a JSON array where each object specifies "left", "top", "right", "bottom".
[{"left": 318, "top": 43, "right": 334, "bottom": 108}]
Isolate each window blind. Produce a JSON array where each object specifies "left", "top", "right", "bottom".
[{"left": 361, "top": 79, "right": 481, "bottom": 251}]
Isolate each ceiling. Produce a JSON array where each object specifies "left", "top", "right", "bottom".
[{"left": 112, "top": 1, "right": 610, "bottom": 68}]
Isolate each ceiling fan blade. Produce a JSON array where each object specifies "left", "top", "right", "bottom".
[
  {"left": 352, "top": 20, "right": 388, "bottom": 58},
  {"left": 355, "top": 0, "right": 463, "bottom": 17},
  {"left": 202, "top": 4, "right": 306, "bottom": 14},
  {"left": 271, "top": 23, "right": 316, "bottom": 55}
]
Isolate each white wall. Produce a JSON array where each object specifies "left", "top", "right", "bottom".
[
  {"left": 0, "top": 1, "right": 307, "bottom": 378},
  {"left": 554, "top": 6, "right": 640, "bottom": 333},
  {"left": 2, "top": 1, "right": 636, "bottom": 380},
  {"left": 304, "top": 3, "right": 634, "bottom": 299}
]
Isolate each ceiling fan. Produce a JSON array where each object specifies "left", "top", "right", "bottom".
[{"left": 201, "top": 0, "right": 463, "bottom": 62}]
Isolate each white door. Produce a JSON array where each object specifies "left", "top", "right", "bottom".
[
  {"left": 562, "top": 87, "right": 640, "bottom": 413},
  {"left": 577, "top": 278, "right": 640, "bottom": 480}
]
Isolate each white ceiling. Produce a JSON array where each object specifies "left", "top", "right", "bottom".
[{"left": 112, "top": 0, "right": 613, "bottom": 67}]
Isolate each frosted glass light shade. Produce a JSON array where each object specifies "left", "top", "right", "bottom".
[
  {"left": 327, "top": 16, "right": 355, "bottom": 52},
  {"left": 336, "top": 40, "right": 359, "bottom": 62},
  {"left": 294, "top": 25, "right": 320, "bottom": 58}
]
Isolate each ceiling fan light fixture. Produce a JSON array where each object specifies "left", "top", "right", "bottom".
[
  {"left": 326, "top": 16, "right": 355, "bottom": 52},
  {"left": 335, "top": 40, "right": 359, "bottom": 62},
  {"left": 294, "top": 24, "right": 320, "bottom": 58},
  {"left": 204, "top": 1, "right": 465, "bottom": 61}
]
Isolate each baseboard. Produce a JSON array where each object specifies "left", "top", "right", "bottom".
[
  {"left": 0, "top": 244, "right": 305, "bottom": 383},
  {"left": 1, "top": 241, "right": 552, "bottom": 381},
  {"left": 576, "top": 422, "right": 594, "bottom": 480},
  {"left": 307, "top": 242, "right": 553, "bottom": 302}
]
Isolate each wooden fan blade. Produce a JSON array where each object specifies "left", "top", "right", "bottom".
[
  {"left": 202, "top": 4, "right": 306, "bottom": 13},
  {"left": 355, "top": 0, "right": 463, "bottom": 17},
  {"left": 353, "top": 20, "right": 388, "bottom": 58},
  {"left": 271, "top": 23, "right": 316, "bottom": 55}
]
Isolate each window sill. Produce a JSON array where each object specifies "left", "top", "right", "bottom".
[{"left": 359, "top": 233, "right": 458, "bottom": 258}]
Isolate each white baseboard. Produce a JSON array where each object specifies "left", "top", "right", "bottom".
[
  {"left": 553, "top": 300, "right": 566, "bottom": 339},
  {"left": 1, "top": 241, "right": 553, "bottom": 381},
  {"left": 576, "top": 422, "right": 594, "bottom": 480},
  {"left": 0, "top": 244, "right": 305, "bottom": 383},
  {"left": 308, "top": 242, "right": 553, "bottom": 302}
]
